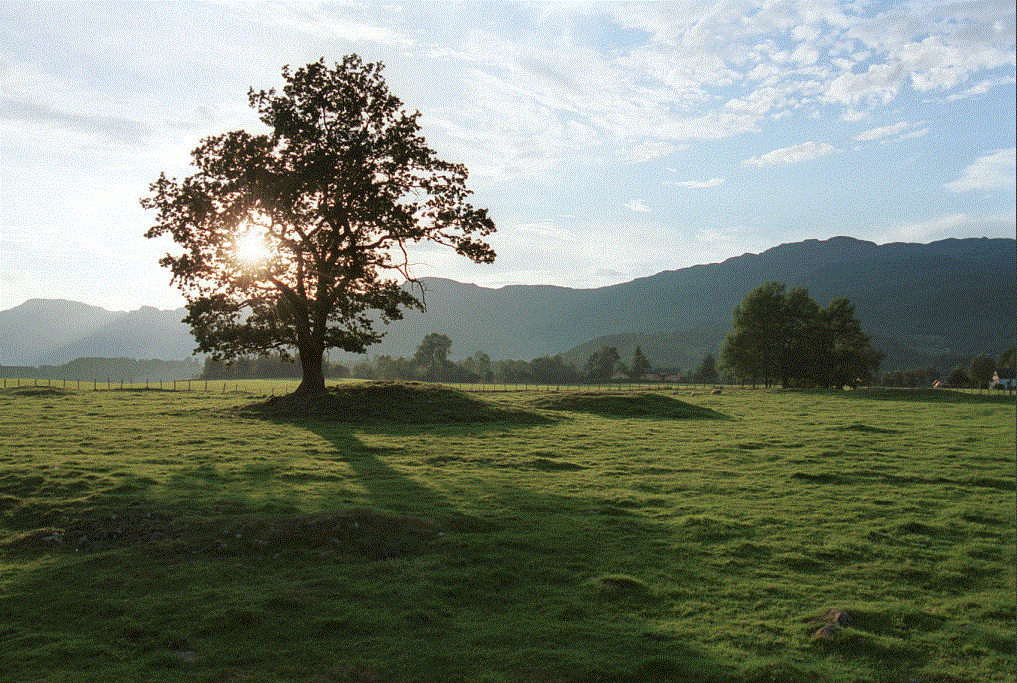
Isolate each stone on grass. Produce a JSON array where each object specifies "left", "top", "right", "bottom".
[
  {"left": 811, "top": 624, "right": 840, "bottom": 640},
  {"left": 823, "top": 608, "right": 852, "bottom": 626}
]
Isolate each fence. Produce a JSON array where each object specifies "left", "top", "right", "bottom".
[
  {"left": 4, "top": 376, "right": 1012, "bottom": 397},
  {"left": 1, "top": 376, "right": 725, "bottom": 396},
  {"left": 1, "top": 376, "right": 250, "bottom": 394}
]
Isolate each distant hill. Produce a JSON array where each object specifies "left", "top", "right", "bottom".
[
  {"left": 0, "top": 301, "right": 194, "bottom": 366},
  {"left": 2, "top": 236, "right": 1013, "bottom": 372},
  {"left": 352, "top": 236, "right": 1015, "bottom": 371},
  {"left": 0, "top": 299, "right": 124, "bottom": 366}
]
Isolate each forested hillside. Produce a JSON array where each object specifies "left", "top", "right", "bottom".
[{"left": 3, "top": 236, "right": 1013, "bottom": 372}]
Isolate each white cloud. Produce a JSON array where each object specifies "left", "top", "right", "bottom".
[
  {"left": 745, "top": 141, "right": 838, "bottom": 167},
  {"left": 899, "top": 213, "right": 971, "bottom": 240},
  {"left": 853, "top": 121, "right": 910, "bottom": 141},
  {"left": 668, "top": 178, "right": 725, "bottom": 188},
  {"left": 624, "top": 199, "right": 651, "bottom": 213},
  {"left": 944, "top": 149, "right": 1016, "bottom": 192}
]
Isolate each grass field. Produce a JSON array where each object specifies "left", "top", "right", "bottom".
[{"left": 0, "top": 381, "right": 1013, "bottom": 682}]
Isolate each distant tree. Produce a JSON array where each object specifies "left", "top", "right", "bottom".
[
  {"left": 326, "top": 362, "right": 350, "bottom": 379},
  {"left": 721, "top": 281, "right": 786, "bottom": 387},
  {"left": 351, "top": 359, "right": 375, "bottom": 379},
  {"left": 375, "top": 354, "right": 414, "bottom": 380},
  {"left": 722, "top": 282, "right": 881, "bottom": 389},
  {"left": 782, "top": 287, "right": 825, "bottom": 386},
  {"left": 413, "top": 333, "right": 453, "bottom": 380},
  {"left": 948, "top": 366, "right": 970, "bottom": 388},
  {"left": 496, "top": 359, "right": 531, "bottom": 384},
  {"left": 998, "top": 346, "right": 1016, "bottom": 368},
  {"left": 629, "top": 346, "right": 652, "bottom": 379},
  {"left": 142, "top": 55, "right": 495, "bottom": 396},
  {"left": 583, "top": 346, "right": 621, "bottom": 381},
  {"left": 531, "top": 355, "right": 580, "bottom": 384},
  {"left": 693, "top": 354, "right": 719, "bottom": 384},
  {"left": 462, "top": 350, "right": 493, "bottom": 382},
  {"left": 823, "top": 298, "right": 883, "bottom": 388},
  {"left": 969, "top": 354, "right": 996, "bottom": 390}
]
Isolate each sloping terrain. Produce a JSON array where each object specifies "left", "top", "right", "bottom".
[{"left": 4, "top": 237, "right": 1014, "bottom": 370}]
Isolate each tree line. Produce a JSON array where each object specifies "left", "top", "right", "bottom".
[
  {"left": 201, "top": 277, "right": 1011, "bottom": 391},
  {"left": 721, "top": 281, "right": 882, "bottom": 388},
  {"left": 877, "top": 348, "right": 1015, "bottom": 389},
  {"left": 2, "top": 357, "right": 203, "bottom": 382}
]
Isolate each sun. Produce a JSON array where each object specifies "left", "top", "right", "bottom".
[{"left": 234, "top": 227, "right": 269, "bottom": 265}]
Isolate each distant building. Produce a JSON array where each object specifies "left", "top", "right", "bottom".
[{"left": 992, "top": 367, "right": 1016, "bottom": 390}]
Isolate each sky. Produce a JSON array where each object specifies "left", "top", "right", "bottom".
[{"left": 1, "top": 0, "right": 1014, "bottom": 312}]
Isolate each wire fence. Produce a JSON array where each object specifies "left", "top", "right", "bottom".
[
  {"left": 1, "top": 376, "right": 730, "bottom": 396},
  {"left": 2, "top": 376, "right": 1012, "bottom": 397}
]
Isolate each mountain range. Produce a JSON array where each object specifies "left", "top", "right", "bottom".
[{"left": 3, "top": 236, "right": 1014, "bottom": 372}]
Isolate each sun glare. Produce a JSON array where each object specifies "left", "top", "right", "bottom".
[{"left": 235, "top": 227, "right": 269, "bottom": 264}]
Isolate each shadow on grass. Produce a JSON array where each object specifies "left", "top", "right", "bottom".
[
  {"left": 835, "top": 388, "right": 1016, "bottom": 404},
  {"left": 1, "top": 395, "right": 740, "bottom": 683},
  {"left": 293, "top": 415, "right": 740, "bottom": 682}
]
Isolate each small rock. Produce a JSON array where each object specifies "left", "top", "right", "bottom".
[
  {"left": 812, "top": 624, "right": 839, "bottom": 640},
  {"left": 824, "top": 609, "right": 852, "bottom": 626},
  {"left": 173, "top": 650, "right": 198, "bottom": 664}
]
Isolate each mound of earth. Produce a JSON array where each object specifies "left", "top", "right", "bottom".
[
  {"left": 533, "top": 392, "right": 728, "bottom": 419},
  {"left": 242, "top": 381, "right": 550, "bottom": 424},
  {"left": 2, "top": 504, "right": 487, "bottom": 560},
  {"left": 6, "top": 386, "right": 72, "bottom": 397}
]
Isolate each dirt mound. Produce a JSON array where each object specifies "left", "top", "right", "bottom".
[
  {"left": 533, "top": 392, "right": 728, "bottom": 419},
  {"left": 241, "top": 381, "right": 550, "bottom": 424},
  {"left": 3, "top": 505, "right": 459, "bottom": 561},
  {"left": 6, "top": 386, "right": 72, "bottom": 397}
]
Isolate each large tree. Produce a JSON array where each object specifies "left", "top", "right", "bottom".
[
  {"left": 720, "top": 281, "right": 786, "bottom": 387},
  {"left": 969, "top": 353, "right": 996, "bottom": 390},
  {"left": 583, "top": 346, "right": 621, "bottom": 381},
  {"left": 413, "top": 333, "right": 453, "bottom": 381},
  {"left": 142, "top": 56, "right": 495, "bottom": 395},
  {"left": 722, "top": 282, "right": 881, "bottom": 389}
]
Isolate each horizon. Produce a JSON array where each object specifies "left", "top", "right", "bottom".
[
  {"left": 2, "top": 1, "right": 1014, "bottom": 312},
  {"left": 2, "top": 233, "right": 1012, "bottom": 314}
]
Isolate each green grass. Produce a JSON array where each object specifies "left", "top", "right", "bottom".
[{"left": 1, "top": 382, "right": 1013, "bottom": 682}]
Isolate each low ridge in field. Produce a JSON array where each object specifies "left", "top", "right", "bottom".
[
  {"left": 242, "top": 381, "right": 550, "bottom": 424},
  {"left": 533, "top": 392, "right": 729, "bottom": 419}
]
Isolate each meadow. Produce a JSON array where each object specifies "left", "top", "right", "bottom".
[{"left": 0, "top": 381, "right": 1013, "bottom": 682}]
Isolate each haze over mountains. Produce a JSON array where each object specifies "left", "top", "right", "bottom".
[{"left": 3, "top": 236, "right": 1014, "bottom": 373}]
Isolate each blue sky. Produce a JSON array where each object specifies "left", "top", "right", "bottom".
[{"left": 1, "top": 0, "right": 1014, "bottom": 311}]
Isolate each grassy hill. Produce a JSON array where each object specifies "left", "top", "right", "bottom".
[{"left": 1, "top": 382, "right": 1013, "bottom": 682}]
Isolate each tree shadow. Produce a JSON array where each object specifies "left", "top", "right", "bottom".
[
  {"left": 283, "top": 414, "right": 741, "bottom": 682},
  {"left": 836, "top": 388, "right": 1016, "bottom": 404}
]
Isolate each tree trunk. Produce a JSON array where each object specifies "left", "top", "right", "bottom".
[{"left": 295, "top": 344, "right": 327, "bottom": 395}]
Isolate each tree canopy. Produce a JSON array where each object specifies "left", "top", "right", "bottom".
[
  {"left": 721, "top": 282, "right": 882, "bottom": 388},
  {"left": 968, "top": 354, "right": 996, "bottom": 389},
  {"left": 142, "top": 55, "right": 495, "bottom": 395},
  {"left": 583, "top": 346, "right": 621, "bottom": 381}
]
